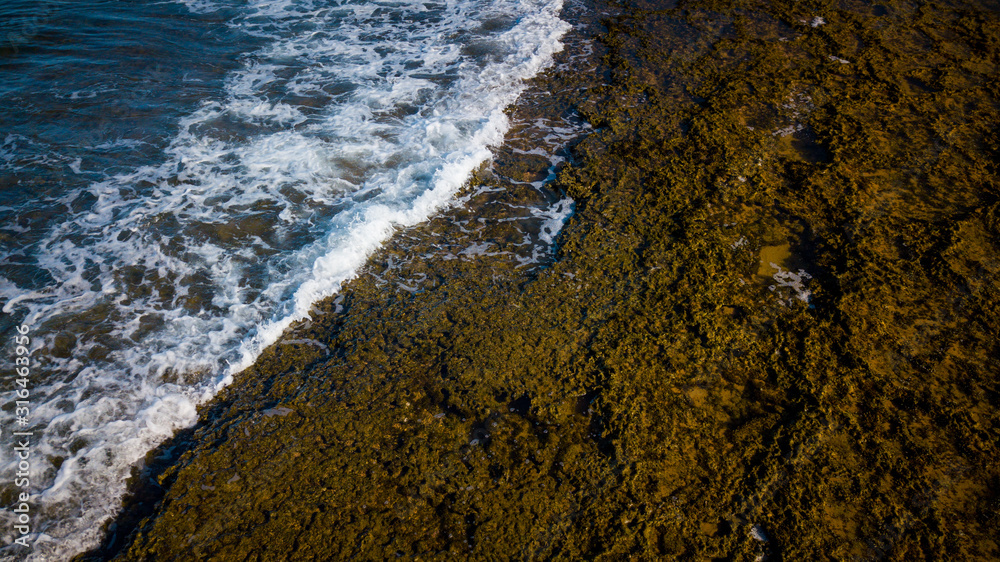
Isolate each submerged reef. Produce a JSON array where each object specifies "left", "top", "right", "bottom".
[{"left": 82, "top": 0, "right": 999, "bottom": 559}]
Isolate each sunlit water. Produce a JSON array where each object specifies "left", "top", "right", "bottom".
[{"left": 0, "top": 0, "right": 569, "bottom": 558}]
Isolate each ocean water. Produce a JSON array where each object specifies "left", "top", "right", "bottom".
[{"left": 0, "top": 0, "right": 570, "bottom": 558}]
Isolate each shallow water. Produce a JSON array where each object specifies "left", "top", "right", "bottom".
[{"left": 0, "top": 0, "right": 570, "bottom": 558}]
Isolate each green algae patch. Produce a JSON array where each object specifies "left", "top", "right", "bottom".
[{"left": 79, "top": 0, "right": 1000, "bottom": 560}]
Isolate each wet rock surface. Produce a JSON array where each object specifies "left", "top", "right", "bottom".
[{"left": 80, "top": 0, "right": 999, "bottom": 559}]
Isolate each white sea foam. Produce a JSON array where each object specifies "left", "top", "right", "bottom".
[
  {"left": 0, "top": 0, "right": 569, "bottom": 559},
  {"left": 534, "top": 197, "right": 575, "bottom": 245}
]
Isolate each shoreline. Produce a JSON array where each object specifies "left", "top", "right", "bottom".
[{"left": 80, "top": 0, "right": 999, "bottom": 559}]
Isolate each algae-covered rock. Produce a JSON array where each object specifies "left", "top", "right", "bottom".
[{"left": 79, "top": 0, "right": 1000, "bottom": 560}]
